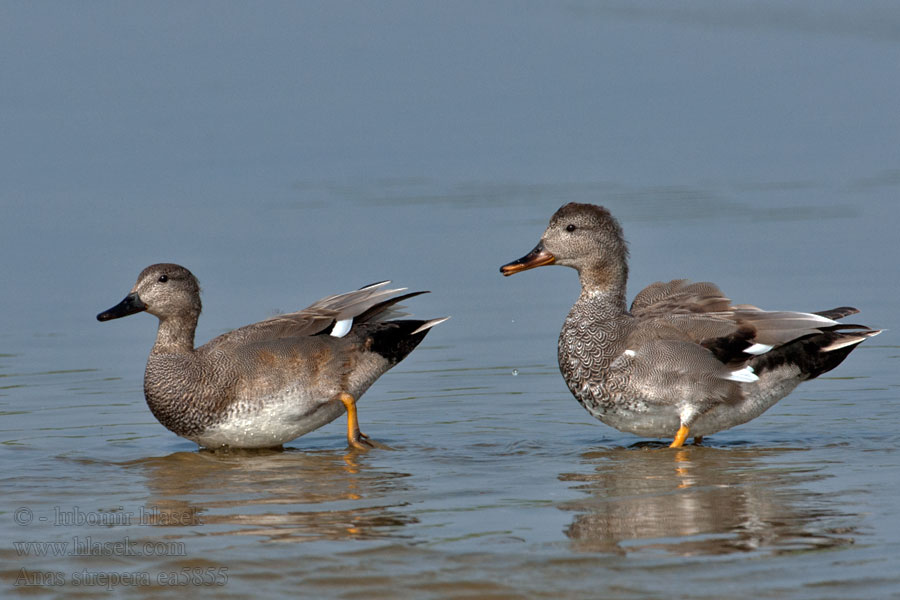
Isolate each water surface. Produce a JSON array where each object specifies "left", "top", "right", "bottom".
[{"left": 2, "top": 2, "right": 899, "bottom": 598}]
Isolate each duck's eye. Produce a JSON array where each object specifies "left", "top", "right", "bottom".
[
  {"left": 158, "top": 274, "right": 169, "bottom": 283},
  {"left": 565, "top": 224, "right": 577, "bottom": 232}
]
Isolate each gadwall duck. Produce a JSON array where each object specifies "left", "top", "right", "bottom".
[
  {"left": 500, "top": 203, "right": 880, "bottom": 447},
  {"left": 97, "top": 264, "right": 447, "bottom": 450}
]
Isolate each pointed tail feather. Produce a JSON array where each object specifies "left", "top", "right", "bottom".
[
  {"left": 411, "top": 316, "right": 451, "bottom": 335},
  {"left": 814, "top": 306, "right": 860, "bottom": 320},
  {"left": 368, "top": 317, "right": 448, "bottom": 365},
  {"left": 820, "top": 329, "right": 881, "bottom": 352},
  {"left": 356, "top": 290, "right": 430, "bottom": 323}
]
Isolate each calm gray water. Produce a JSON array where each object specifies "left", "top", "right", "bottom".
[{"left": 2, "top": 2, "right": 899, "bottom": 598}]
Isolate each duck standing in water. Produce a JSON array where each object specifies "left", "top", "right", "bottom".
[
  {"left": 98, "top": 264, "right": 447, "bottom": 450},
  {"left": 501, "top": 203, "right": 880, "bottom": 447}
]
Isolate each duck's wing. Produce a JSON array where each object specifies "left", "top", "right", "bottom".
[
  {"left": 205, "top": 281, "right": 427, "bottom": 349},
  {"left": 630, "top": 279, "right": 732, "bottom": 315},
  {"left": 629, "top": 279, "right": 879, "bottom": 370},
  {"left": 630, "top": 280, "right": 748, "bottom": 363}
]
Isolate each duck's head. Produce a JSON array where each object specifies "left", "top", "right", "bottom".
[
  {"left": 500, "top": 203, "right": 628, "bottom": 286},
  {"left": 97, "top": 263, "right": 202, "bottom": 322}
]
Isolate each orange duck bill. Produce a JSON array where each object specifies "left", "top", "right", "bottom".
[{"left": 500, "top": 243, "right": 556, "bottom": 276}]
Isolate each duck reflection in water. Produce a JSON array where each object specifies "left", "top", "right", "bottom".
[
  {"left": 560, "top": 446, "right": 856, "bottom": 555},
  {"left": 121, "top": 448, "right": 416, "bottom": 544}
]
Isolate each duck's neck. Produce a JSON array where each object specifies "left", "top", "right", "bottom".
[
  {"left": 560, "top": 270, "right": 634, "bottom": 378},
  {"left": 577, "top": 263, "right": 628, "bottom": 315},
  {"left": 151, "top": 314, "right": 198, "bottom": 355}
]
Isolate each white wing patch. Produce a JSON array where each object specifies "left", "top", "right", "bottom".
[
  {"left": 725, "top": 365, "right": 759, "bottom": 383},
  {"left": 744, "top": 343, "right": 774, "bottom": 355},
  {"left": 330, "top": 317, "right": 353, "bottom": 338}
]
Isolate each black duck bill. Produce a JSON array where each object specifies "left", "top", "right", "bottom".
[
  {"left": 97, "top": 293, "right": 147, "bottom": 321},
  {"left": 500, "top": 242, "right": 556, "bottom": 276}
]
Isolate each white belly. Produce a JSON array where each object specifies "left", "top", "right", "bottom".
[{"left": 191, "top": 391, "right": 346, "bottom": 449}]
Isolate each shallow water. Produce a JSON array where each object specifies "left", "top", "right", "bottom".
[{"left": 3, "top": 2, "right": 900, "bottom": 598}]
